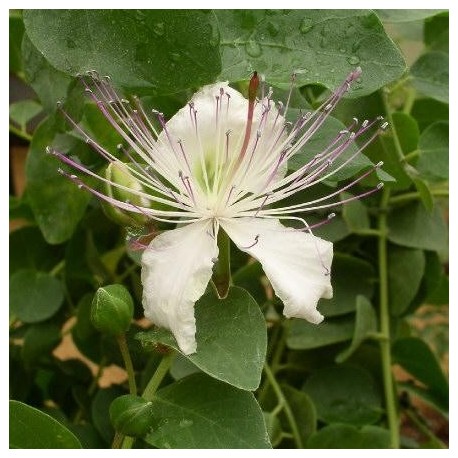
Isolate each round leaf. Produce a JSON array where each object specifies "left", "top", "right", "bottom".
[
  {"left": 9, "top": 400, "right": 82, "bottom": 449},
  {"left": 145, "top": 373, "right": 271, "bottom": 449},
  {"left": 23, "top": 10, "right": 221, "bottom": 94},
  {"left": 138, "top": 287, "right": 267, "bottom": 391},
  {"left": 303, "top": 366, "right": 382, "bottom": 426},
  {"left": 216, "top": 9, "right": 405, "bottom": 96},
  {"left": 10, "top": 269, "right": 64, "bottom": 323},
  {"left": 411, "top": 51, "right": 449, "bottom": 104}
]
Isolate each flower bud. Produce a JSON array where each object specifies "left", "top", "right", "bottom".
[
  {"left": 91, "top": 284, "right": 134, "bottom": 335},
  {"left": 103, "top": 161, "right": 149, "bottom": 226},
  {"left": 109, "top": 394, "right": 154, "bottom": 437}
]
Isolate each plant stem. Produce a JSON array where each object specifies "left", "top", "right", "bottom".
[
  {"left": 377, "top": 187, "right": 399, "bottom": 448},
  {"left": 213, "top": 229, "right": 231, "bottom": 299},
  {"left": 389, "top": 189, "right": 449, "bottom": 205},
  {"left": 263, "top": 363, "right": 303, "bottom": 449},
  {"left": 142, "top": 353, "right": 174, "bottom": 401},
  {"left": 116, "top": 334, "right": 137, "bottom": 395}
]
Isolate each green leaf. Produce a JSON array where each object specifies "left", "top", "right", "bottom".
[
  {"left": 424, "top": 12, "right": 449, "bottom": 53},
  {"left": 411, "top": 52, "right": 449, "bottom": 104},
  {"left": 144, "top": 373, "right": 271, "bottom": 448},
  {"left": 9, "top": 100, "right": 42, "bottom": 130},
  {"left": 307, "top": 423, "right": 390, "bottom": 448},
  {"left": 26, "top": 118, "right": 91, "bottom": 244},
  {"left": 9, "top": 226, "right": 62, "bottom": 274},
  {"left": 138, "top": 287, "right": 266, "bottom": 391},
  {"left": 387, "top": 201, "right": 448, "bottom": 252},
  {"left": 9, "top": 269, "right": 64, "bottom": 323},
  {"left": 417, "top": 121, "right": 449, "bottom": 182},
  {"left": 263, "top": 412, "right": 282, "bottom": 447},
  {"left": 232, "top": 261, "right": 267, "bottom": 305},
  {"left": 375, "top": 10, "right": 446, "bottom": 23},
  {"left": 342, "top": 192, "right": 370, "bottom": 231},
  {"left": 22, "top": 34, "right": 74, "bottom": 112},
  {"left": 23, "top": 10, "right": 221, "bottom": 94},
  {"left": 303, "top": 366, "right": 382, "bottom": 426},
  {"left": 288, "top": 115, "right": 381, "bottom": 183},
  {"left": 392, "top": 112, "right": 420, "bottom": 155},
  {"left": 216, "top": 10, "right": 405, "bottom": 96},
  {"left": 412, "top": 177, "right": 434, "bottom": 212},
  {"left": 336, "top": 296, "right": 377, "bottom": 363},
  {"left": 286, "top": 314, "right": 354, "bottom": 350},
  {"left": 21, "top": 322, "right": 62, "bottom": 366},
  {"left": 318, "top": 254, "right": 375, "bottom": 317},
  {"left": 388, "top": 247, "right": 426, "bottom": 316},
  {"left": 9, "top": 400, "right": 82, "bottom": 448},
  {"left": 411, "top": 99, "right": 449, "bottom": 132},
  {"left": 392, "top": 337, "right": 448, "bottom": 405},
  {"left": 424, "top": 252, "right": 449, "bottom": 305},
  {"left": 281, "top": 385, "right": 317, "bottom": 444}
]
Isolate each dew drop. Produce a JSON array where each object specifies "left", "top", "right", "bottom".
[
  {"left": 170, "top": 52, "right": 181, "bottom": 62},
  {"left": 245, "top": 40, "right": 262, "bottom": 57},
  {"left": 347, "top": 55, "right": 360, "bottom": 65},
  {"left": 267, "top": 21, "right": 280, "bottom": 37},
  {"left": 153, "top": 22, "right": 165, "bottom": 36},
  {"left": 299, "top": 17, "right": 313, "bottom": 34},
  {"left": 339, "top": 48, "right": 346, "bottom": 54},
  {"left": 66, "top": 38, "right": 77, "bottom": 49}
]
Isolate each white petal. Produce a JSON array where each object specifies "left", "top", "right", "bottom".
[
  {"left": 141, "top": 220, "right": 218, "bottom": 354},
  {"left": 221, "top": 217, "right": 333, "bottom": 323}
]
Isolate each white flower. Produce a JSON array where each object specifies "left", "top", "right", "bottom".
[{"left": 50, "top": 68, "right": 386, "bottom": 354}]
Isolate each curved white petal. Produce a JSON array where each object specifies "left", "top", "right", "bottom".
[
  {"left": 221, "top": 217, "right": 333, "bottom": 323},
  {"left": 141, "top": 220, "right": 218, "bottom": 354}
]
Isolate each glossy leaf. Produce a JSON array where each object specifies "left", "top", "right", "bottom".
[
  {"left": 307, "top": 423, "right": 390, "bottom": 448},
  {"left": 387, "top": 201, "right": 448, "bottom": 252},
  {"left": 336, "top": 296, "right": 377, "bottom": 363},
  {"left": 21, "top": 323, "right": 62, "bottom": 366},
  {"left": 411, "top": 52, "right": 449, "bottom": 104},
  {"left": 417, "top": 121, "right": 449, "bottom": 182},
  {"left": 216, "top": 10, "right": 405, "bottom": 97},
  {"left": 303, "top": 365, "right": 382, "bottom": 426},
  {"left": 9, "top": 400, "right": 82, "bottom": 448},
  {"left": 23, "top": 10, "right": 221, "bottom": 94},
  {"left": 9, "top": 269, "right": 64, "bottom": 323},
  {"left": 145, "top": 373, "right": 271, "bottom": 448},
  {"left": 137, "top": 287, "right": 267, "bottom": 391},
  {"left": 411, "top": 99, "right": 449, "bottom": 132}
]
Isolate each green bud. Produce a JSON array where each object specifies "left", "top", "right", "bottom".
[
  {"left": 103, "top": 161, "right": 149, "bottom": 226},
  {"left": 109, "top": 394, "right": 154, "bottom": 437},
  {"left": 91, "top": 284, "right": 134, "bottom": 335}
]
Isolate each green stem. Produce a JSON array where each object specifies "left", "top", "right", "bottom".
[
  {"left": 402, "top": 149, "right": 420, "bottom": 163},
  {"left": 389, "top": 189, "right": 449, "bottom": 205},
  {"left": 213, "top": 229, "right": 231, "bottom": 299},
  {"left": 142, "top": 353, "right": 174, "bottom": 401},
  {"left": 49, "top": 260, "right": 65, "bottom": 277},
  {"left": 263, "top": 364, "right": 303, "bottom": 449},
  {"left": 112, "top": 431, "right": 124, "bottom": 449},
  {"left": 120, "top": 353, "right": 174, "bottom": 449},
  {"left": 377, "top": 187, "right": 399, "bottom": 448},
  {"left": 116, "top": 334, "right": 137, "bottom": 395},
  {"left": 354, "top": 228, "right": 383, "bottom": 237}
]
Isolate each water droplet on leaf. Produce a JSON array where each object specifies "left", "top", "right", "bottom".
[
  {"left": 347, "top": 55, "right": 360, "bottom": 65},
  {"left": 170, "top": 52, "right": 181, "bottom": 62},
  {"left": 299, "top": 17, "right": 313, "bottom": 34},
  {"left": 153, "top": 22, "right": 165, "bottom": 36},
  {"left": 245, "top": 40, "right": 262, "bottom": 57}
]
